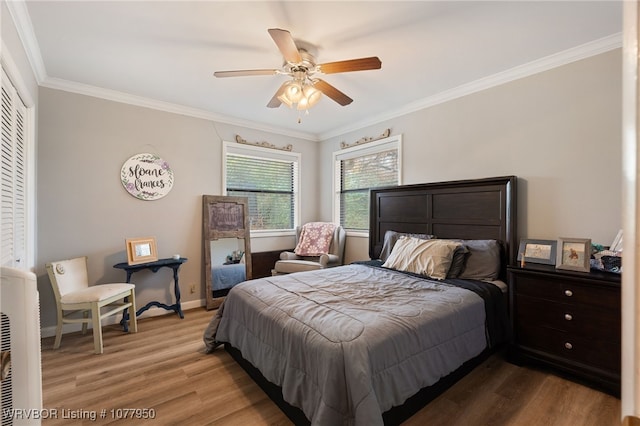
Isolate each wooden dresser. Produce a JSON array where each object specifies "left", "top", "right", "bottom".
[{"left": 507, "top": 264, "right": 621, "bottom": 395}]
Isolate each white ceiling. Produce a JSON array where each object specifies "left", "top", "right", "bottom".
[{"left": 14, "top": 1, "right": 622, "bottom": 140}]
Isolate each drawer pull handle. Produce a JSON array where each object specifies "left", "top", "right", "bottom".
[
  {"left": 564, "top": 342, "right": 573, "bottom": 350},
  {"left": 564, "top": 314, "right": 573, "bottom": 321},
  {"left": 564, "top": 290, "right": 573, "bottom": 297}
]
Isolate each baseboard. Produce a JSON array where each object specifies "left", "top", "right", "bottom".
[{"left": 40, "top": 298, "right": 205, "bottom": 338}]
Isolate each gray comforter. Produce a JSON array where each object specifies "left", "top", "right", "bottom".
[{"left": 204, "top": 264, "right": 495, "bottom": 425}]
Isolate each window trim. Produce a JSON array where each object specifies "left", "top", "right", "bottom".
[
  {"left": 332, "top": 134, "right": 402, "bottom": 236},
  {"left": 222, "top": 141, "right": 300, "bottom": 238}
]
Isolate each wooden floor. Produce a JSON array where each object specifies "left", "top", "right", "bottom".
[{"left": 41, "top": 307, "right": 621, "bottom": 426}]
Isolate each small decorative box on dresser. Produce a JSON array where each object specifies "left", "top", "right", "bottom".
[{"left": 507, "top": 263, "right": 621, "bottom": 396}]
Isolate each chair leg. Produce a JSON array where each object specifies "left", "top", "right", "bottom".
[
  {"left": 91, "top": 303, "right": 103, "bottom": 355},
  {"left": 129, "top": 290, "right": 138, "bottom": 333},
  {"left": 53, "top": 310, "right": 63, "bottom": 349}
]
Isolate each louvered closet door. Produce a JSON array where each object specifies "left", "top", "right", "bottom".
[{"left": 1, "top": 69, "right": 27, "bottom": 268}]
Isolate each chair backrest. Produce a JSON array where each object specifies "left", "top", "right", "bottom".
[
  {"left": 295, "top": 224, "right": 346, "bottom": 261},
  {"left": 45, "top": 256, "right": 90, "bottom": 299}
]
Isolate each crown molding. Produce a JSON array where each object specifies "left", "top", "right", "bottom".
[
  {"left": 6, "top": 0, "right": 47, "bottom": 84},
  {"left": 1, "top": 41, "right": 35, "bottom": 107},
  {"left": 320, "top": 33, "right": 622, "bottom": 140},
  {"left": 40, "top": 77, "right": 320, "bottom": 141},
  {"left": 8, "top": 0, "right": 621, "bottom": 143},
  {"left": 40, "top": 32, "right": 622, "bottom": 144},
  {"left": 8, "top": 0, "right": 319, "bottom": 141}
]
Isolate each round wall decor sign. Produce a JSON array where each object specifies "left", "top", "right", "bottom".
[{"left": 121, "top": 153, "right": 174, "bottom": 200}]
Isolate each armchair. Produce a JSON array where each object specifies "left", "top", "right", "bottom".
[{"left": 272, "top": 224, "right": 346, "bottom": 275}]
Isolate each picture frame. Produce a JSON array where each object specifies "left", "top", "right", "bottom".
[
  {"left": 556, "top": 237, "right": 591, "bottom": 272},
  {"left": 517, "top": 239, "right": 557, "bottom": 265},
  {"left": 126, "top": 236, "right": 158, "bottom": 265}
]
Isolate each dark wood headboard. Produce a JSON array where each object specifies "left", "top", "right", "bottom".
[{"left": 369, "top": 176, "right": 517, "bottom": 275}]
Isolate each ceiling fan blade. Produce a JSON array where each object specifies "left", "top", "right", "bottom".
[
  {"left": 214, "top": 69, "right": 279, "bottom": 78},
  {"left": 267, "top": 82, "right": 288, "bottom": 108},
  {"left": 318, "top": 57, "right": 382, "bottom": 74},
  {"left": 314, "top": 79, "right": 353, "bottom": 106},
  {"left": 268, "top": 28, "right": 302, "bottom": 64}
]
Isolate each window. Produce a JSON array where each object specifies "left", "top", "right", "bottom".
[
  {"left": 223, "top": 141, "right": 300, "bottom": 233},
  {"left": 1, "top": 68, "right": 31, "bottom": 268},
  {"left": 333, "top": 135, "right": 401, "bottom": 231}
]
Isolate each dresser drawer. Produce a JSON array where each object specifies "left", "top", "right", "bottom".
[
  {"left": 514, "top": 274, "right": 619, "bottom": 309},
  {"left": 516, "top": 323, "right": 621, "bottom": 373},
  {"left": 515, "top": 294, "right": 620, "bottom": 341},
  {"left": 508, "top": 265, "right": 621, "bottom": 395}
]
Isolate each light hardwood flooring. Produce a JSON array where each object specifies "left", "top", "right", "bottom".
[{"left": 41, "top": 307, "right": 621, "bottom": 426}]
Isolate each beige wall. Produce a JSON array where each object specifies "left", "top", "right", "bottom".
[
  {"left": 36, "top": 89, "right": 318, "bottom": 330},
  {"left": 321, "top": 49, "right": 622, "bottom": 261},
  {"left": 34, "top": 49, "right": 622, "bottom": 331}
]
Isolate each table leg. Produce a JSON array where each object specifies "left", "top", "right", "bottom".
[
  {"left": 121, "top": 303, "right": 130, "bottom": 332},
  {"left": 114, "top": 260, "right": 185, "bottom": 320},
  {"left": 173, "top": 266, "right": 184, "bottom": 319},
  {"left": 120, "top": 271, "right": 135, "bottom": 331}
]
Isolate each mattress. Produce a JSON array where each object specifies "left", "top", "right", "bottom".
[{"left": 204, "top": 263, "right": 507, "bottom": 425}]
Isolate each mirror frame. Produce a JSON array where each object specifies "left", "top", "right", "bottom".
[{"left": 203, "top": 195, "right": 252, "bottom": 310}]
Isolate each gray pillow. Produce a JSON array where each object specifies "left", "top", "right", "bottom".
[
  {"left": 446, "top": 244, "right": 470, "bottom": 278},
  {"left": 379, "top": 230, "right": 434, "bottom": 262},
  {"left": 457, "top": 239, "right": 502, "bottom": 280}
]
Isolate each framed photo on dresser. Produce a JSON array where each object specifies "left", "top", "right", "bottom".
[
  {"left": 556, "top": 237, "right": 591, "bottom": 272},
  {"left": 517, "top": 239, "right": 557, "bottom": 265}
]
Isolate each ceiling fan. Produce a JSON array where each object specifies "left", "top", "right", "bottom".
[{"left": 213, "top": 28, "right": 382, "bottom": 111}]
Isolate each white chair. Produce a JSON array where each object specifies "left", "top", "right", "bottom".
[{"left": 45, "top": 256, "right": 137, "bottom": 354}]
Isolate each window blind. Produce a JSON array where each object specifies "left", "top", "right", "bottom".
[
  {"left": 339, "top": 148, "right": 398, "bottom": 231},
  {"left": 226, "top": 153, "right": 297, "bottom": 230}
]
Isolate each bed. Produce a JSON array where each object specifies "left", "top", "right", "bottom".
[{"left": 204, "top": 176, "right": 517, "bottom": 425}]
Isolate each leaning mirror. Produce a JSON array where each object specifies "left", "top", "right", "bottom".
[{"left": 203, "top": 195, "right": 252, "bottom": 309}]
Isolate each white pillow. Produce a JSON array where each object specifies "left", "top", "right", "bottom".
[
  {"left": 379, "top": 230, "right": 434, "bottom": 262},
  {"left": 382, "top": 236, "right": 463, "bottom": 280}
]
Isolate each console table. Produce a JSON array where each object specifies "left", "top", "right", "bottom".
[{"left": 113, "top": 257, "right": 188, "bottom": 319}]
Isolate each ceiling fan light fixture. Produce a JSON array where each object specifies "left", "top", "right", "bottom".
[
  {"left": 284, "top": 81, "right": 303, "bottom": 103},
  {"left": 215, "top": 28, "right": 382, "bottom": 119},
  {"left": 277, "top": 92, "right": 293, "bottom": 108},
  {"left": 278, "top": 79, "right": 322, "bottom": 111},
  {"left": 296, "top": 95, "right": 310, "bottom": 111},
  {"left": 302, "top": 84, "right": 321, "bottom": 108}
]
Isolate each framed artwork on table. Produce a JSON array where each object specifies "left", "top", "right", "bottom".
[
  {"left": 517, "top": 239, "right": 557, "bottom": 265},
  {"left": 556, "top": 237, "right": 591, "bottom": 272},
  {"left": 126, "top": 236, "right": 158, "bottom": 265}
]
